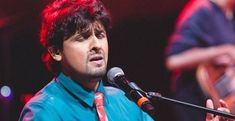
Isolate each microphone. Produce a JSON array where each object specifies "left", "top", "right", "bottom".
[
  {"left": 107, "top": 67, "right": 157, "bottom": 120},
  {"left": 106, "top": 67, "right": 235, "bottom": 120},
  {"left": 107, "top": 68, "right": 235, "bottom": 120}
]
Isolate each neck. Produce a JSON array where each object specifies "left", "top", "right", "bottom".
[
  {"left": 81, "top": 80, "right": 100, "bottom": 91},
  {"left": 211, "top": 0, "right": 234, "bottom": 19}
]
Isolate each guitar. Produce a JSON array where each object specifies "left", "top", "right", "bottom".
[{"left": 196, "top": 63, "right": 235, "bottom": 114}]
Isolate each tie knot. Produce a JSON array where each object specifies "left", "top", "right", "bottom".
[{"left": 94, "top": 92, "right": 104, "bottom": 107}]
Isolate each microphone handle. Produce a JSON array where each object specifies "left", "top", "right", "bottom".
[{"left": 147, "top": 92, "right": 235, "bottom": 120}]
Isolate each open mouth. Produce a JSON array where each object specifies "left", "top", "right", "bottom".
[{"left": 89, "top": 55, "right": 104, "bottom": 62}]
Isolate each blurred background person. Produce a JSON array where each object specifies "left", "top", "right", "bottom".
[{"left": 165, "top": 0, "right": 235, "bottom": 121}]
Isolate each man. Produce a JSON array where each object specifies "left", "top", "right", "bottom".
[
  {"left": 18, "top": 0, "right": 232, "bottom": 120},
  {"left": 165, "top": 0, "right": 235, "bottom": 121},
  {"left": 18, "top": 0, "right": 154, "bottom": 120}
]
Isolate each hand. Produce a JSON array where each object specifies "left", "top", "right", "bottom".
[
  {"left": 212, "top": 54, "right": 234, "bottom": 67},
  {"left": 216, "top": 44, "right": 235, "bottom": 65},
  {"left": 205, "top": 99, "right": 234, "bottom": 121}
]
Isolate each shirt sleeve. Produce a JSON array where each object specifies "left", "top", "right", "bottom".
[
  {"left": 18, "top": 102, "right": 60, "bottom": 121},
  {"left": 166, "top": 7, "right": 214, "bottom": 56}
]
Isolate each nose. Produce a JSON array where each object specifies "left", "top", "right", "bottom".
[{"left": 90, "top": 36, "right": 102, "bottom": 52}]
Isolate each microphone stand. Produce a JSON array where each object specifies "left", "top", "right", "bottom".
[{"left": 147, "top": 92, "right": 235, "bottom": 120}]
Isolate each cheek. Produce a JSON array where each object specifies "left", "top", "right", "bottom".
[
  {"left": 104, "top": 41, "right": 109, "bottom": 58},
  {"left": 63, "top": 45, "right": 87, "bottom": 64},
  {"left": 105, "top": 43, "right": 109, "bottom": 53},
  {"left": 103, "top": 39, "right": 109, "bottom": 51}
]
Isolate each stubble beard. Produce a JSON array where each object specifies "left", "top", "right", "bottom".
[{"left": 85, "top": 63, "right": 107, "bottom": 81}]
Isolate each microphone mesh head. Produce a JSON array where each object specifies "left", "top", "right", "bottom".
[{"left": 107, "top": 67, "right": 124, "bottom": 84}]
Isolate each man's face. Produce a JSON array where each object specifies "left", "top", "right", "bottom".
[{"left": 57, "top": 21, "right": 108, "bottom": 81}]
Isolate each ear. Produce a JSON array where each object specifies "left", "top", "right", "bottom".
[{"left": 48, "top": 46, "right": 62, "bottom": 61}]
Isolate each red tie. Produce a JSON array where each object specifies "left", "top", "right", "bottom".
[{"left": 94, "top": 92, "right": 108, "bottom": 121}]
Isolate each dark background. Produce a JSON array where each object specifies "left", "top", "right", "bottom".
[{"left": 0, "top": 0, "right": 188, "bottom": 121}]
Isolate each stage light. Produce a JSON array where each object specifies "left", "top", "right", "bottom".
[{"left": 0, "top": 85, "right": 11, "bottom": 97}]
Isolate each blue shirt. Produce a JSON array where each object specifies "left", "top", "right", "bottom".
[
  {"left": 19, "top": 73, "right": 154, "bottom": 121},
  {"left": 165, "top": 1, "right": 235, "bottom": 121},
  {"left": 167, "top": 0, "right": 235, "bottom": 57}
]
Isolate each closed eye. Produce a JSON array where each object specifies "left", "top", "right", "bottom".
[{"left": 96, "top": 31, "right": 106, "bottom": 39}]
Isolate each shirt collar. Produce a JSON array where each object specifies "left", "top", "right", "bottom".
[{"left": 56, "top": 72, "right": 108, "bottom": 107}]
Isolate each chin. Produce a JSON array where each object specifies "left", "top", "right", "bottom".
[{"left": 89, "top": 66, "right": 107, "bottom": 77}]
